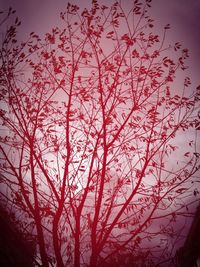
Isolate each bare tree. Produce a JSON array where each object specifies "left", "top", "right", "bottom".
[{"left": 0, "top": 1, "right": 200, "bottom": 267}]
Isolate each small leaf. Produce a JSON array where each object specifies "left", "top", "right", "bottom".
[
  {"left": 176, "top": 188, "right": 187, "bottom": 194},
  {"left": 164, "top": 24, "right": 170, "bottom": 30}
]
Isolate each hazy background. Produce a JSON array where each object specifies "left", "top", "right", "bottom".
[{"left": 0, "top": 0, "right": 199, "bottom": 264}]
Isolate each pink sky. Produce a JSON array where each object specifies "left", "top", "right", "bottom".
[{"left": 1, "top": 1, "right": 199, "bottom": 263}]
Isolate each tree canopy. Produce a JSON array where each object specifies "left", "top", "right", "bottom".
[{"left": 0, "top": 1, "right": 200, "bottom": 266}]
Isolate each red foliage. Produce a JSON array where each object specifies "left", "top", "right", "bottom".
[{"left": 0, "top": 2, "right": 199, "bottom": 267}]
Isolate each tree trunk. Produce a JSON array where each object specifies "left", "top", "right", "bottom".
[
  {"left": 35, "top": 215, "right": 49, "bottom": 267},
  {"left": 90, "top": 251, "right": 98, "bottom": 267},
  {"left": 74, "top": 218, "right": 80, "bottom": 267},
  {"left": 53, "top": 212, "right": 65, "bottom": 267},
  {"left": 30, "top": 148, "right": 49, "bottom": 267}
]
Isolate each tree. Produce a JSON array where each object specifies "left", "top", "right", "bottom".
[
  {"left": 0, "top": 1, "right": 200, "bottom": 266},
  {"left": 175, "top": 204, "right": 200, "bottom": 267},
  {"left": 0, "top": 204, "right": 36, "bottom": 267}
]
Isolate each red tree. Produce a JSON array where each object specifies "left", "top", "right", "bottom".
[{"left": 0, "top": 1, "right": 200, "bottom": 266}]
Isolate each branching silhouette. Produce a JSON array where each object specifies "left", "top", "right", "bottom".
[{"left": 0, "top": 1, "right": 200, "bottom": 266}]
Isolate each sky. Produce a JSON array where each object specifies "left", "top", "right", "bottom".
[
  {"left": 152, "top": 0, "right": 200, "bottom": 86},
  {"left": 1, "top": 0, "right": 200, "bottom": 88},
  {"left": 1, "top": 0, "right": 200, "bottom": 263},
  {"left": 1, "top": 0, "right": 200, "bottom": 211}
]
